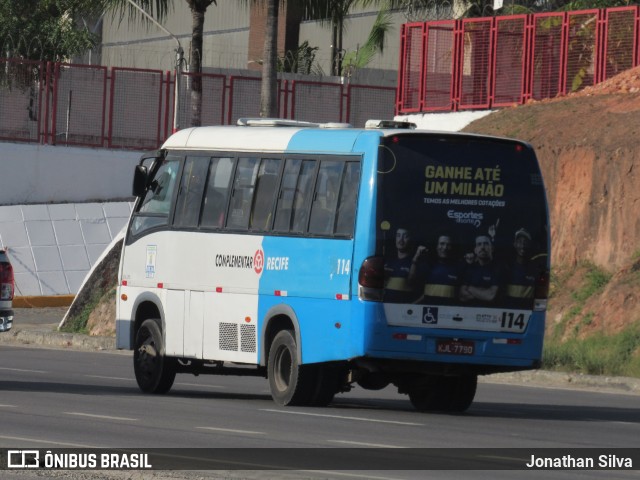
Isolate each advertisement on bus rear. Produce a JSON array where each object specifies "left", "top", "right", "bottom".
[{"left": 376, "top": 134, "right": 549, "bottom": 324}]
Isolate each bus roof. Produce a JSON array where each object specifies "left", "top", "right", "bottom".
[
  {"left": 160, "top": 119, "right": 522, "bottom": 154},
  {"left": 161, "top": 119, "right": 424, "bottom": 154}
]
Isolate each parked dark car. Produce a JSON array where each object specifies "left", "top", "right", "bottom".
[{"left": 0, "top": 248, "right": 14, "bottom": 332}]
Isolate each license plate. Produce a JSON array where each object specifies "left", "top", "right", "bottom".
[{"left": 436, "top": 339, "right": 475, "bottom": 355}]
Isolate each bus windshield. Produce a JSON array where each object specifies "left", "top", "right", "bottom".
[{"left": 377, "top": 133, "right": 549, "bottom": 314}]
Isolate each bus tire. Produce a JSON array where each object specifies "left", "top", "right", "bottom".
[
  {"left": 408, "top": 375, "right": 477, "bottom": 413},
  {"left": 444, "top": 374, "right": 477, "bottom": 413},
  {"left": 408, "top": 382, "right": 445, "bottom": 412},
  {"left": 133, "top": 319, "right": 176, "bottom": 394},
  {"left": 309, "top": 363, "right": 345, "bottom": 406},
  {"left": 268, "top": 329, "right": 315, "bottom": 406}
]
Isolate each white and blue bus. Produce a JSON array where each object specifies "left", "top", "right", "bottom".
[{"left": 116, "top": 118, "right": 550, "bottom": 412}]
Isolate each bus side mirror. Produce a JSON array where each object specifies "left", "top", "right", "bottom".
[{"left": 132, "top": 165, "right": 149, "bottom": 197}]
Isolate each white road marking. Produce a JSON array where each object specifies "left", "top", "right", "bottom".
[
  {"left": 261, "top": 409, "right": 424, "bottom": 426},
  {"left": 83, "top": 374, "right": 132, "bottom": 381},
  {"left": 327, "top": 439, "right": 405, "bottom": 448},
  {"left": 64, "top": 412, "right": 138, "bottom": 422},
  {"left": 0, "top": 367, "right": 47, "bottom": 374},
  {"left": 196, "top": 426, "right": 266, "bottom": 435},
  {"left": 0, "top": 435, "right": 100, "bottom": 448},
  {"left": 298, "top": 471, "right": 406, "bottom": 480},
  {"left": 175, "top": 382, "right": 227, "bottom": 389},
  {"left": 0, "top": 404, "right": 17, "bottom": 408}
]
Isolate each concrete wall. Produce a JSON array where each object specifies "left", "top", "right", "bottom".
[
  {"left": 0, "top": 142, "right": 139, "bottom": 297},
  {"left": 396, "top": 111, "right": 494, "bottom": 131},
  {"left": 0, "top": 202, "right": 133, "bottom": 296},
  {"left": 0, "top": 143, "right": 140, "bottom": 205}
]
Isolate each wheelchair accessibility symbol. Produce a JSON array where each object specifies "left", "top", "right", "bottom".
[{"left": 422, "top": 307, "right": 438, "bottom": 324}]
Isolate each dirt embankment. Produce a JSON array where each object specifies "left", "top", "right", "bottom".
[{"left": 464, "top": 67, "right": 640, "bottom": 338}]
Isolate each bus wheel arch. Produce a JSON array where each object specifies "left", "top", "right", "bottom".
[
  {"left": 132, "top": 299, "right": 163, "bottom": 346},
  {"left": 261, "top": 306, "right": 301, "bottom": 367}
]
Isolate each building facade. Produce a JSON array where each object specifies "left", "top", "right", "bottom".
[{"left": 94, "top": 1, "right": 414, "bottom": 78}]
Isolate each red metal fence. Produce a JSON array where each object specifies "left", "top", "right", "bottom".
[
  {"left": 397, "top": 5, "right": 640, "bottom": 113},
  {"left": 0, "top": 60, "right": 395, "bottom": 150}
]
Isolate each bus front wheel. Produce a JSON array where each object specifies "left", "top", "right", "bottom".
[
  {"left": 268, "top": 329, "right": 315, "bottom": 406},
  {"left": 133, "top": 319, "right": 176, "bottom": 394}
]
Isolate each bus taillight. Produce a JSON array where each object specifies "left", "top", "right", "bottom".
[
  {"left": 358, "top": 256, "right": 385, "bottom": 302},
  {"left": 533, "top": 269, "right": 550, "bottom": 311},
  {"left": 534, "top": 269, "right": 550, "bottom": 299}
]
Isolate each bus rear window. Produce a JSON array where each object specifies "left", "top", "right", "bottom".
[{"left": 377, "top": 134, "right": 549, "bottom": 310}]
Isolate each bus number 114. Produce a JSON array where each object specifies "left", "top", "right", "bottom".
[
  {"left": 336, "top": 259, "right": 351, "bottom": 275},
  {"left": 501, "top": 312, "right": 526, "bottom": 331}
]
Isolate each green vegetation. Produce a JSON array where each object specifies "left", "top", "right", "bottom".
[
  {"left": 60, "top": 287, "right": 115, "bottom": 334},
  {"left": 550, "top": 262, "right": 611, "bottom": 340},
  {"left": 59, "top": 240, "right": 121, "bottom": 335},
  {"left": 543, "top": 323, "right": 640, "bottom": 377},
  {"left": 542, "top": 261, "right": 640, "bottom": 377},
  {"left": 0, "top": 0, "right": 97, "bottom": 62}
]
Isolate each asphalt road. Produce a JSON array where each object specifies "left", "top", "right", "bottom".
[
  {"left": 1, "top": 341, "right": 640, "bottom": 480},
  {"left": 2, "top": 308, "right": 640, "bottom": 479}
]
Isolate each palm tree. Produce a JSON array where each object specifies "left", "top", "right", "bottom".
[
  {"left": 254, "top": 0, "right": 398, "bottom": 118},
  {"left": 341, "top": 4, "right": 394, "bottom": 77},
  {"left": 185, "top": 0, "right": 217, "bottom": 126},
  {"left": 98, "top": 0, "right": 217, "bottom": 127},
  {"left": 299, "top": 0, "right": 404, "bottom": 76},
  {"left": 258, "top": 0, "right": 278, "bottom": 117}
]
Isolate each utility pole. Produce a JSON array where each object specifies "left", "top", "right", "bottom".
[{"left": 123, "top": 0, "right": 184, "bottom": 132}]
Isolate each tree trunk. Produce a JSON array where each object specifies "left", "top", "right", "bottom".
[
  {"left": 189, "top": 6, "right": 206, "bottom": 127},
  {"left": 260, "top": 0, "right": 279, "bottom": 118},
  {"left": 337, "top": 17, "right": 343, "bottom": 77},
  {"left": 330, "top": 19, "right": 338, "bottom": 77}
]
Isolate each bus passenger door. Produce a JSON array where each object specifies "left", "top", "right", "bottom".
[
  {"left": 184, "top": 290, "right": 204, "bottom": 359},
  {"left": 164, "top": 289, "right": 184, "bottom": 357}
]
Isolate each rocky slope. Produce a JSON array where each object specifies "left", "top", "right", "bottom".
[{"left": 463, "top": 66, "right": 640, "bottom": 339}]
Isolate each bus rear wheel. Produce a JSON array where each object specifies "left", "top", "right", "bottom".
[
  {"left": 268, "top": 329, "right": 315, "bottom": 406},
  {"left": 309, "top": 363, "right": 345, "bottom": 406},
  {"left": 408, "top": 374, "right": 477, "bottom": 413},
  {"left": 133, "top": 319, "right": 176, "bottom": 394}
]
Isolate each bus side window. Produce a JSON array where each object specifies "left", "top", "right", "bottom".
[
  {"left": 131, "top": 158, "right": 180, "bottom": 236},
  {"left": 308, "top": 161, "right": 343, "bottom": 236},
  {"left": 173, "top": 157, "right": 209, "bottom": 229},
  {"left": 249, "top": 159, "right": 281, "bottom": 231},
  {"left": 227, "top": 157, "right": 260, "bottom": 230},
  {"left": 273, "top": 159, "right": 315, "bottom": 234},
  {"left": 138, "top": 159, "right": 179, "bottom": 215},
  {"left": 335, "top": 161, "right": 360, "bottom": 237},
  {"left": 201, "top": 157, "right": 234, "bottom": 229}
]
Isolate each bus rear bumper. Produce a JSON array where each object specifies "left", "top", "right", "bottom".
[
  {"left": 352, "top": 354, "right": 541, "bottom": 378},
  {"left": 361, "top": 333, "right": 543, "bottom": 375}
]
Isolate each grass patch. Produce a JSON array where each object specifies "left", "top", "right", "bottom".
[
  {"left": 572, "top": 264, "right": 611, "bottom": 303},
  {"left": 551, "top": 262, "right": 611, "bottom": 340},
  {"left": 543, "top": 323, "right": 640, "bottom": 377},
  {"left": 60, "top": 287, "right": 115, "bottom": 334}
]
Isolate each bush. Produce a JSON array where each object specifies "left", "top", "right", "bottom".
[{"left": 543, "top": 323, "right": 640, "bottom": 376}]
